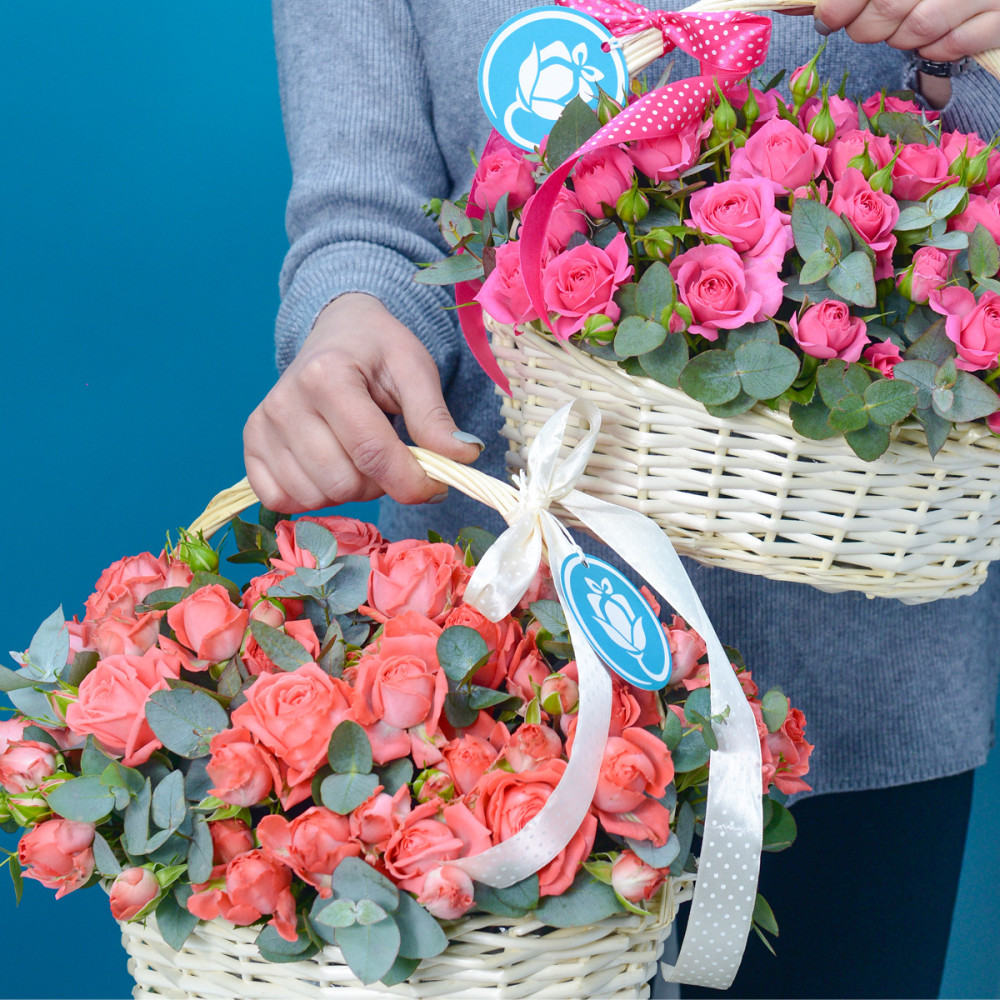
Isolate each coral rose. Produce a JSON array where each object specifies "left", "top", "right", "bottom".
[
  {"left": 209, "top": 818, "right": 254, "bottom": 865},
  {"left": 417, "top": 864, "right": 476, "bottom": 920},
  {"left": 82, "top": 610, "right": 164, "bottom": 659},
  {"left": 258, "top": 807, "right": 361, "bottom": 897},
  {"left": 64, "top": 646, "right": 184, "bottom": 766},
  {"left": 18, "top": 819, "right": 95, "bottom": 898},
  {"left": 444, "top": 604, "right": 524, "bottom": 690},
  {"left": 0, "top": 739, "right": 57, "bottom": 795},
  {"left": 109, "top": 867, "right": 160, "bottom": 921},
  {"left": 83, "top": 552, "right": 190, "bottom": 622},
  {"left": 766, "top": 706, "right": 814, "bottom": 795},
  {"left": 231, "top": 662, "right": 354, "bottom": 785},
  {"left": 167, "top": 584, "right": 249, "bottom": 663},
  {"left": 441, "top": 734, "right": 498, "bottom": 794},
  {"left": 611, "top": 849, "right": 667, "bottom": 903},
  {"left": 206, "top": 727, "right": 276, "bottom": 806},
  {"left": 594, "top": 728, "right": 674, "bottom": 814},
  {"left": 366, "top": 540, "right": 470, "bottom": 625},
  {"left": 502, "top": 724, "right": 562, "bottom": 773},
  {"left": 350, "top": 785, "right": 411, "bottom": 851}
]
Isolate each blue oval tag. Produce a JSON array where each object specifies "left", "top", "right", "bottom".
[
  {"left": 559, "top": 553, "right": 672, "bottom": 690},
  {"left": 478, "top": 6, "right": 628, "bottom": 151}
]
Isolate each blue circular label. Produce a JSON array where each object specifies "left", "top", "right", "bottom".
[
  {"left": 559, "top": 554, "right": 672, "bottom": 690},
  {"left": 478, "top": 6, "right": 628, "bottom": 151}
]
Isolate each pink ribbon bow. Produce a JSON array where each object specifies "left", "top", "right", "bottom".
[{"left": 458, "top": 6, "right": 773, "bottom": 391}]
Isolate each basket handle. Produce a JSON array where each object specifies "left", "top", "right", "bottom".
[
  {"left": 185, "top": 448, "right": 521, "bottom": 541},
  {"left": 615, "top": 0, "right": 1000, "bottom": 82}
]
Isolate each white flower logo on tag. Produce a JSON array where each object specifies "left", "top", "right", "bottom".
[
  {"left": 585, "top": 575, "right": 647, "bottom": 660},
  {"left": 478, "top": 6, "right": 627, "bottom": 150}
]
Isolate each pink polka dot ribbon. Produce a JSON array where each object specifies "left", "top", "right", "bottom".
[{"left": 519, "top": 7, "right": 772, "bottom": 333}]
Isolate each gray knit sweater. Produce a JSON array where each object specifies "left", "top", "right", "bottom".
[{"left": 271, "top": 0, "right": 1000, "bottom": 795}]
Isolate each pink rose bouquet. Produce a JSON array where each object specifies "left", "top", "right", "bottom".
[
  {"left": 420, "top": 45, "right": 1000, "bottom": 461},
  {"left": 0, "top": 504, "right": 808, "bottom": 987}
]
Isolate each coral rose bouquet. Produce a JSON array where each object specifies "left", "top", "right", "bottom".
[
  {"left": 420, "top": 37, "right": 1000, "bottom": 461},
  {"left": 0, "top": 495, "right": 810, "bottom": 987}
]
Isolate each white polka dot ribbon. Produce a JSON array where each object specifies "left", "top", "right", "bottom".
[{"left": 455, "top": 401, "right": 763, "bottom": 990}]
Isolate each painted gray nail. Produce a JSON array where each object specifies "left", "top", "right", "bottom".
[
  {"left": 453, "top": 430, "right": 486, "bottom": 450},
  {"left": 813, "top": 13, "right": 834, "bottom": 35},
  {"left": 427, "top": 490, "right": 449, "bottom": 504}
]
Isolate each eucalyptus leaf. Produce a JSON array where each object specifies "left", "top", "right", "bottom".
[
  {"left": 933, "top": 371, "right": 1000, "bottom": 423},
  {"left": 187, "top": 814, "right": 214, "bottom": 883},
  {"left": 532, "top": 873, "right": 623, "bottom": 927},
  {"left": 293, "top": 521, "right": 339, "bottom": 568},
  {"left": 92, "top": 832, "right": 123, "bottom": 877},
  {"left": 325, "top": 555, "right": 372, "bottom": 615},
  {"left": 916, "top": 407, "right": 953, "bottom": 457},
  {"left": 394, "top": 890, "right": 449, "bottom": 959},
  {"left": 927, "top": 185, "right": 968, "bottom": 221},
  {"left": 320, "top": 771, "right": 379, "bottom": 815},
  {"left": 635, "top": 261, "right": 675, "bottom": 318},
  {"left": 45, "top": 775, "right": 115, "bottom": 824},
  {"left": 704, "top": 391, "right": 756, "bottom": 418},
  {"left": 547, "top": 95, "right": 602, "bottom": 169},
  {"left": 444, "top": 691, "right": 479, "bottom": 728},
  {"left": 726, "top": 321, "right": 778, "bottom": 349},
  {"left": 124, "top": 779, "right": 152, "bottom": 854},
  {"left": 863, "top": 379, "right": 917, "bottom": 426},
  {"left": 413, "top": 254, "right": 484, "bottom": 285},
  {"left": 473, "top": 875, "right": 540, "bottom": 917},
  {"left": 672, "top": 729, "right": 711, "bottom": 773},
  {"left": 626, "top": 831, "right": 680, "bottom": 868},
  {"left": 529, "top": 600, "right": 568, "bottom": 637},
  {"left": 614, "top": 317, "right": 666, "bottom": 358},
  {"left": 826, "top": 250, "right": 876, "bottom": 307},
  {"left": 846, "top": 421, "right": 891, "bottom": 461},
  {"left": 791, "top": 199, "right": 852, "bottom": 260},
  {"left": 314, "top": 898, "right": 360, "bottom": 929},
  {"left": 380, "top": 956, "right": 421, "bottom": 988},
  {"left": 331, "top": 855, "right": 400, "bottom": 911},
  {"left": 762, "top": 801, "right": 798, "bottom": 852},
  {"left": 761, "top": 689, "right": 789, "bottom": 734},
  {"left": 154, "top": 891, "right": 199, "bottom": 951},
  {"left": 0, "top": 665, "right": 44, "bottom": 693},
  {"left": 335, "top": 917, "right": 401, "bottom": 985},
  {"left": 925, "top": 229, "right": 968, "bottom": 251},
  {"left": 669, "top": 802, "right": 696, "bottom": 876},
  {"left": 874, "top": 110, "right": 932, "bottom": 144},
  {"left": 828, "top": 394, "right": 869, "bottom": 432},
  {"left": 734, "top": 342, "right": 800, "bottom": 400},
  {"left": 679, "top": 350, "right": 741, "bottom": 405},
  {"left": 436, "top": 626, "right": 490, "bottom": 685},
  {"left": 798, "top": 250, "right": 836, "bottom": 284},
  {"left": 328, "top": 720, "right": 373, "bottom": 775},
  {"left": 893, "top": 359, "right": 938, "bottom": 408},
  {"left": 26, "top": 607, "right": 70, "bottom": 680},
  {"left": 255, "top": 924, "right": 319, "bottom": 963},
  {"left": 183, "top": 572, "right": 241, "bottom": 604},
  {"left": 457, "top": 526, "right": 497, "bottom": 564},
  {"left": 375, "top": 758, "right": 414, "bottom": 796},
  {"left": 753, "top": 893, "right": 780, "bottom": 936},
  {"left": 438, "top": 199, "right": 476, "bottom": 248},
  {"left": 151, "top": 771, "right": 186, "bottom": 833},
  {"left": 145, "top": 688, "right": 230, "bottom": 759},
  {"left": 969, "top": 223, "right": 1000, "bottom": 279}
]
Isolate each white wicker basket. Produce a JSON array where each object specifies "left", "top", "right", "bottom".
[
  {"left": 119, "top": 880, "right": 688, "bottom": 1000},
  {"left": 489, "top": 318, "right": 1000, "bottom": 603}
]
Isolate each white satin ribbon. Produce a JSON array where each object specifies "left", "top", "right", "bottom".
[{"left": 455, "top": 400, "right": 762, "bottom": 990}]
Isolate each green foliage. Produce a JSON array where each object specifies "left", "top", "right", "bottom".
[
  {"left": 546, "top": 96, "right": 602, "bottom": 169},
  {"left": 436, "top": 626, "right": 490, "bottom": 685},
  {"left": 762, "top": 801, "right": 798, "bottom": 852},
  {"left": 154, "top": 888, "right": 200, "bottom": 952},
  {"left": 248, "top": 620, "right": 313, "bottom": 671},
  {"left": 256, "top": 924, "right": 320, "bottom": 964},
  {"left": 969, "top": 223, "right": 1000, "bottom": 279},
  {"left": 761, "top": 689, "right": 789, "bottom": 733},
  {"left": 532, "top": 872, "right": 623, "bottom": 927},
  {"left": 146, "top": 688, "right": 230, "bottom": 759},
  {"left": 474, "top": 875, "right": 540, "bottom": 917},
  {"left": 328, "top": 720, "right": 373, "bottom": 775},
  {"left": 45, "top": 776, "right": 115, "bottom": 824},
  {"left": 320, "top": 772, "right": 379, "bottom": 815},
  {"left": 394, "top": 890, "right": 449, "bottom": 959}
]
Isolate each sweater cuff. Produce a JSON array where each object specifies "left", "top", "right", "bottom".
[{"left": 274, "top": 241, "right": 462, "bottom": 384}]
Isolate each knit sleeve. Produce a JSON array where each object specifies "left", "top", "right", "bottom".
[{"left": 271, "top": 0, "right": 459, "bottom": 380}]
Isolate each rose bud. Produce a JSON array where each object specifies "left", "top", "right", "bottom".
[
  {"left": 540, "top": 673, "right": 579, "bottom": 715},
  {"left": 712, "top": 91, "right": 737, "bottom": 140},
  {"left": 109, "top": 867, "right": 161, "bottom": 921},
  {"left": 807, "top": 95, "right": 836, "bottom": 145},
  {"left": 249, "top": 599, "right": 286, "bottom": 628},
  {"left": 596, "top": 89, "right": 623, "bottom": 126},
  {"left": 175, "top": 533, "right": 219, "bottom": 575},
  {"left": 846, "top": 141, "right": 878, "bottom": 180},
  {"left": 167, "top": 584, "right": 249, "bottom": 663},
  {"left": 611, "top": 849, "right": 667, "bottom": 903},
  {"left": 616, "top": 185, "right": 649, "bottom": 225},
  {"left": 579, "top": 313, "right": 617, "bottom": 345},
  {"left": 413, "top": 768, "right": 456, "bottom": 803},
  {"left": 868, "top": 156, "right": 895, "bottom": 195},
  {"left": 0, "top": 741, "right": 58, "bottom": 795},
  {"left": 742, "top": 86, "right": 760, "bottom": 129},
  {"left": 18, "top": 818, "right": 95, "bottom": 898},
  {"left": 417, "top": 864, "right": 476, "bottom": 920},
  {"left": 643, "top": 229, "right": 674, "bottom": 261},
  {"left": 789, "top": 56, "right": 821, "bottom": 110},
  {"left": 7, "top": 790, "right": 51, "bottom": 826}
]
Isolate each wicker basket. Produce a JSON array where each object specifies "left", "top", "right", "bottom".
[
  {"left": 489, "top": 319, "right": 1000, "bottom": 603},
  {"left": 119, "top": 867, "right": 688, "bottom": 1000}
]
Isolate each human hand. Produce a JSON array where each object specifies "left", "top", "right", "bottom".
[
  {"left": 813, "top": 0, "right": 1000, "bottom": 62},
  {"left": 243, "top": 293, "right": 483, "bottom": 512}
]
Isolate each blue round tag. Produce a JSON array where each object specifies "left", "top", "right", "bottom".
[
  {"left": 478, "top": 6, "right": 628, "bottom": 151},
  {"left": 559, "top": 554, "right": 672, "bottom": 690}
]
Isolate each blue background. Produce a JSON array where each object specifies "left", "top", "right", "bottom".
[{"left": 1, "top": 3, "right": 998, "bottom": 997}]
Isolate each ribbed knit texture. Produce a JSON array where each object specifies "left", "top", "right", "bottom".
[{"left": 272, "top": 0, "right": 1000, "bottom": 795}]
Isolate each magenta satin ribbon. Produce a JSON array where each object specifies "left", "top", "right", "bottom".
[{"left": 457, "top": 5, "right": 773, "bottom": 389}]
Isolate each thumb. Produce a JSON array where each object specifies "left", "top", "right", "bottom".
[{"left": 396, "top": 355, "right": 485, "bottom": 465}]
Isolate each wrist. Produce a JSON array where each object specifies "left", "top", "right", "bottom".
[{"left": 917, "top": 71, "right": 952, "bottom": 110}]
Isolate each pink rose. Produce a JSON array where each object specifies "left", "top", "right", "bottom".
[
  {"left": 64, "top": 646, "right": 184, "bottom": 766},
  {"left": 688, "top": 177, "right": 791, "bottom": 266},
  {"left": 18, "top": 819, "right": 95, "bottom": 899},
  {"left": 350, "top": 786, "right": 411, "bottom": 851},
  {"left": 0, "top": 740, "right": 57, "bottom": 795},
  {"left": 989, "top": 409, "right": 1000, "bottom": 434},
  {"left": 730, "top": 118, "right": 828, "bottom": 192},
  {"left": 84, "top": 552, "right": 190, "bottom": 622},
  {"left": 209, "top": 818, "right": 254, "bottom": 865},
  {"left": 353, "top": 611, "right": 447, "bottom": 736},
  {"left": 540, "top": 232, "right": 633, "bottom": 340},
  {"left": 790, "top": 300, "right": 870, "bottom": 362},
  {"left": 863, "top": 340, "right": 904, "bottom": 378},
  {"left": 167, "top": 584, "right": 249, "bottom": 663},
  {"left": 669, "top": 244, "right": 776, "bottom": 339},
  {"left": 475, "top": 240, "right": 540, "bottom": 327},
  {"left": 941, "top": 130, "right": 988, "bottom": 169},
  {"left": 627, "top": 119, "right": 710, "bottom": 183},
  {"left": 572, "top": 146, "right": 635, "bottom": 218},
  {"left": 930, "top": 286, "right": 1000, "bottom": 371},
  {"left": 440, "top": 734, "right": 498, "bottom": 794},
  {"left": 663, "top": 616, "right": 707, "bottom": 685},
  {"left": 242, "top": 618, "right": 320, "bottom": 677},
  {"left": 899, "top": 246, "right": 957, "bottom": 305},
  {"left": 384, "top": 799, "right": 492, "bottom": 895},
  {"left": 891, "top": 144, "right": 957, "bottom": 202},
  {"left": 109, "top": 867, "right": 160, "bottom": 921},
  {"left": 828, "top": 168, "right": 898, "bottom": 278},
  {"left": 800, "top": 94, "right": 859, "bottom": 139},
  {"left": 524, "top": 187, "right": 588, "bottom": 253},
  {"left": 611, "top": 849, "right": 667, "bottom": 903},
  {"left": 825, "top": 130, "right": 894, "bottom": 182},
  {"left": 206, "top": 727, "right": 276, "bottom": 806},
  {"left": 189, "top": 849, "right": 297, "bottom": 942},
  {"left": 366, "top": 540, "right": 471, "bottom": 625},
  {"left": 861, "top": 93, "right": 936, "bottom": 120},
  {"left": 417, "top": 864, "right": 476, "bottom": 920},
  {"left": 258, "top": 807, "right": 361, "bottom": 897},
  {"left": 502, "top": 724, "right": 562, "bottom": 773},
  {"left": 949, "top": 192, "right": 1000, "bottom": 246},
  {"left": 473, "top": 146, "right": 536, "bottom": 212},
  {"left": 231, "top": 662, "right": 354, "bottom": 785},
  {"left": 472, "top": 759, "right": 596, "bottom": 896}
]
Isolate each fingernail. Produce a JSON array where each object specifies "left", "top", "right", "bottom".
[
  {"left": 813, "top": 13, "right": 834, "bottom": 35},
  {"left": 453, "top": 430, "right": 486, "bottom": 451},
  {"left": 427, "top": 489, "right": 449, "bottom": 504}
]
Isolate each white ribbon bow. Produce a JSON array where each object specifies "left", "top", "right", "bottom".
[{"left": 453, "top": 400, "right": 763, "bottom": 990}]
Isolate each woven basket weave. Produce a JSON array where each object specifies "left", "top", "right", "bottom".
[
  {"left": 120, "top": 875, "right": 688, "bottom": 999},
  {"left": 489, "top": 318, "right": 1000, "bottom": 603}
]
